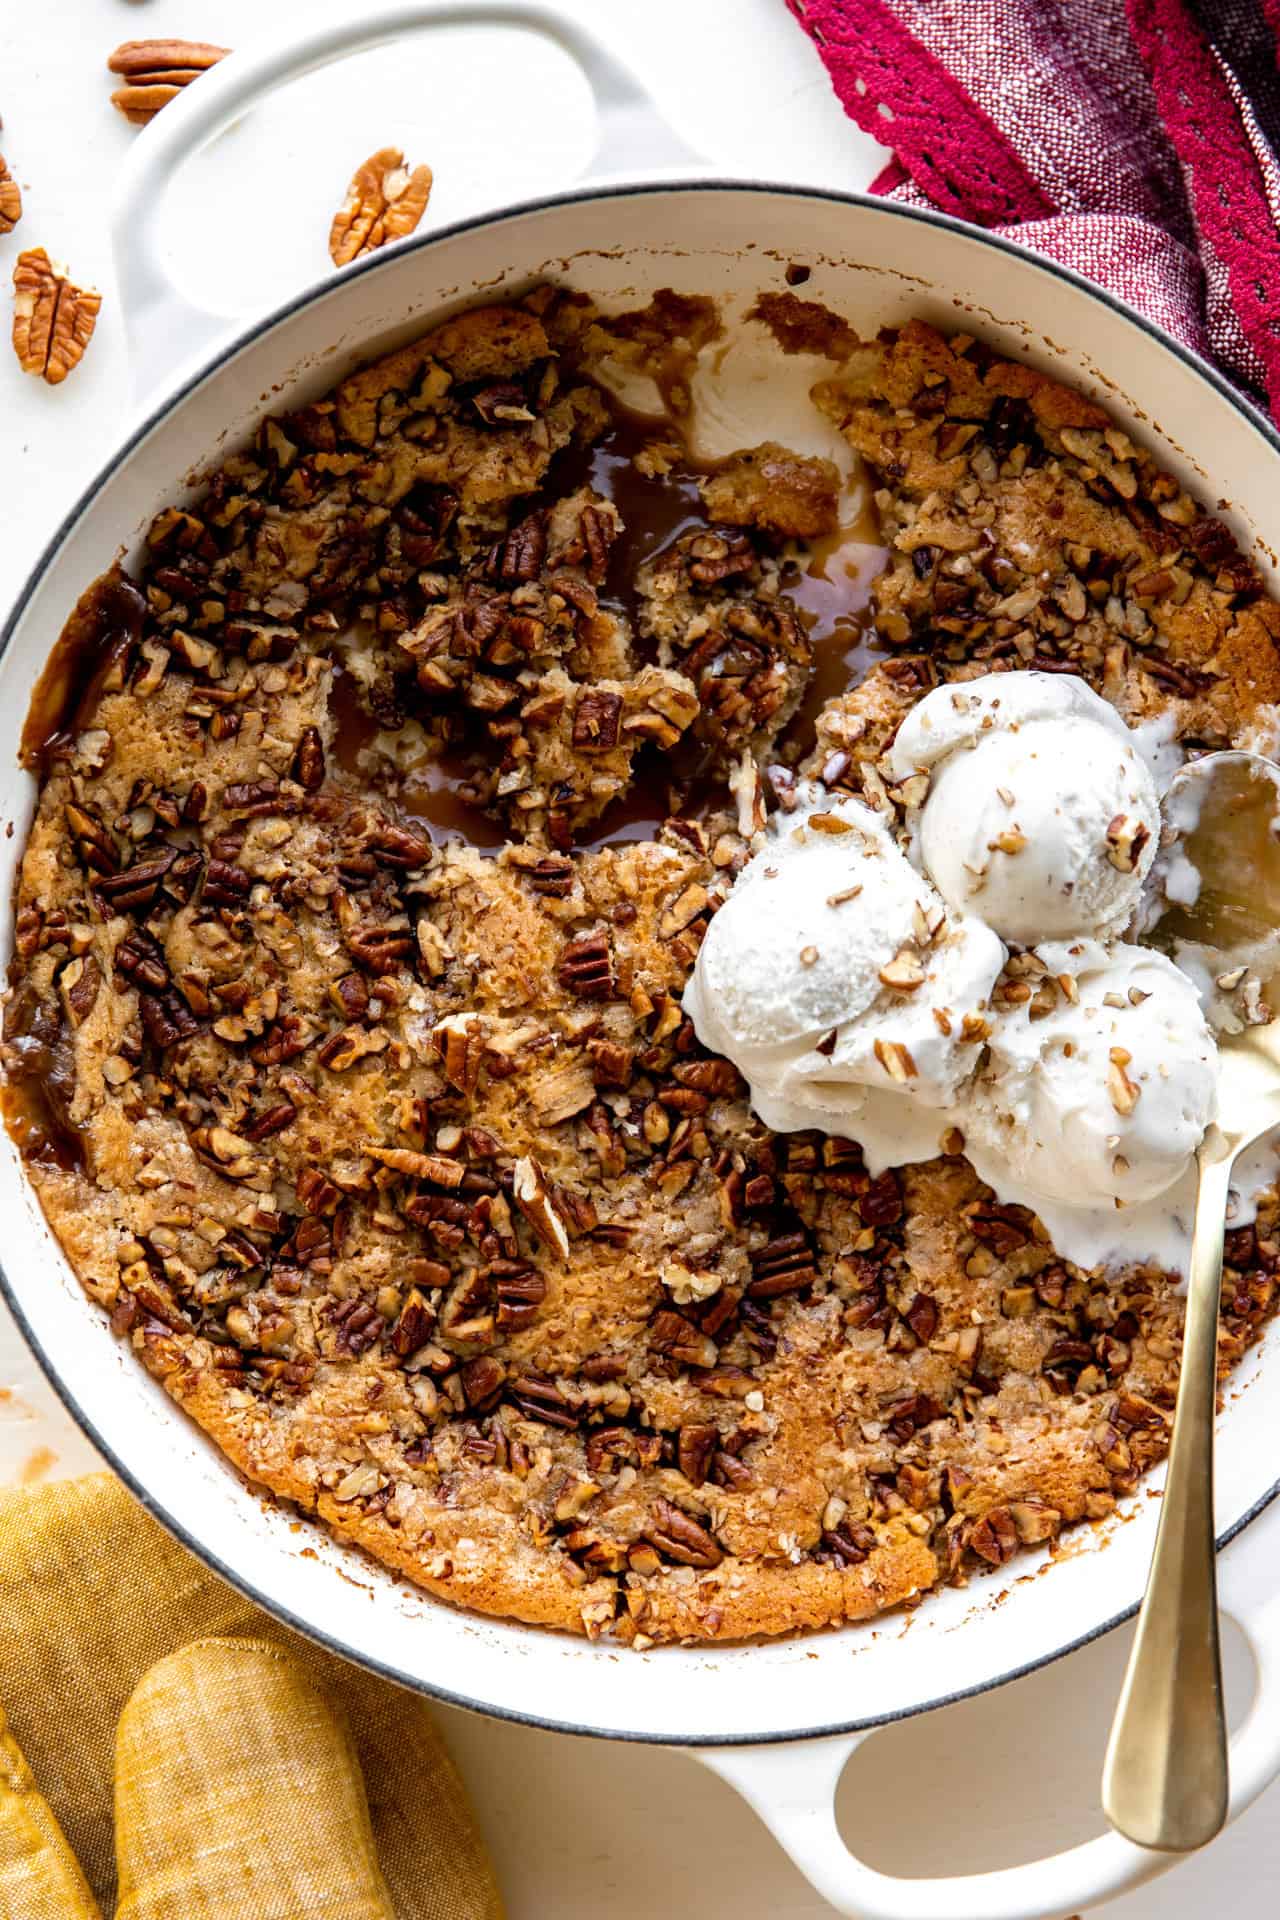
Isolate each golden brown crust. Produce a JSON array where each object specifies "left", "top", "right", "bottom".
[
  {"left": 700, "top": 444, "right": 841, "bottom": 541},
  {"left": 8, "top": 299, "right": 1280, "bottom": 1647}
]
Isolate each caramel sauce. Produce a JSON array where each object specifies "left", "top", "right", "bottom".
[
  {"left": 329, "top": 662, "right": 507, "bottom": 850},
  {"left": 779, "top": 511, "right": 889, "bottom": 762},
  {"left": 399, "top": 753, "right": 508, "bottom": 850},
  {"left": 547, "top": 396, "right": 888, "bottom": 841},
  {"left": 20, "top": 570, "right": 147, "bottom": 777},
  {"left": 549, "top": 398, "right": 706, "bottom": 640},
  {"left": 1, "top": 983, "right": 83, "bottom": 1172},
  {"left": 1158, "top": 756, "right": 1280, "bottom": 954},
  {"left": 328, "top": 661, "right": 380, "bottom": 777}
]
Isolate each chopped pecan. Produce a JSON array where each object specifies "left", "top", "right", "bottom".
[
  {"left": 367, "top": 819, "right": 433, "bottom": 869},
  {"left": 821, "top": 1522, "right": 877, "bottom": 1567},
  {"left": 316, "top": 1024, "right": 388, "bottom": 1071},
  {"left": 330, "top": 1296, "right": 382, "bottom": 1356},
  {"left": 114, "top": 929, "right": 169, "bottom": 992},
  {"left": 58, "top": 955, "right": 101, "bottom": 1028},
  {"left": 434, "top": 1013, "right": 486, "bottom": 1095},
  {"left": 470, "top": 380, "right": 535, "bottom": 426},
  {"left": 223, "top": 781, "right": 289, "bottom": 818},
  {"left": 493, "top": 1262, "right": 546, "bottom": 1330},
  {"left": 881, "top": 1391, "right": 945, "bottom": 1442},
  {"left": 369, "top": 1144, "right": 464, "bottom": 1188},
  {"left": 677, "top": 1423, "right": 718, "bottom": 1488},
  {"left": 396, "top": 482, "right": 458, "bottom": 565},
  {"left": 0, "top": 156, "right": 21, "bottom": 235},
  {"left": 296, "top": 1167, "right": 342, "bottom": 1216},
  {"left": 461, "top": 1355, "right": 506, "bottom": 1411},
  {"left": 575, "top": 503, "right": 615, "bottom": 582},
  {"left": 859, "top": 1170, "right": 904, "bottom": 1227},
  {"left": 202, "top": 857, "right": 252, "bottom": 905},
  {"left": 964, "top": 1201, "right": 1029, "bottom": 1254},
  {"left": 329, "top": 146, "right": 434, "bottom": 266},
  {"left": 672, "top": 1058, "right": 741, "bottom": 1096},
  {"left": 506, "top": 1371, "right": 579, "bottom": 1429},
  {"left": 509, "top": 850, "right": 575, "bottom": 898},
  {"left": 1007, "top": 1498, "right": 1062, "bottom": 1546},
  {"left": 346, "top": 922, "right": 415, "bottom": 975},
  {"left": 713, "top": 1450, "right": 753, "bottom": 1491},
  {"left": 685, "top": 531, "right": 756, "bottom": 587},
  {"left": 531, "top": 1059, "right": 596, "bottom": 1126},
  {"left": 484, "top": 511, "right": 548, "bottom": 585},
  {"left": 94, "top": 848, "right": 179, "bottom": 915},
  {"left": 970, "top": 1506, "right": 1019, "bottom": 1566},
  {"left": 391, "top": 1288, "right": 436, "bottom": 1356},
  {"left": 293, "top": 726, "right": 326, "bottom": 791},
  {"left": 139, "top": 989, "right": 200, "bottom": 1051},
  {"left": 646, "top": 1499, "right": 723, "bottom": 1569},
  {"left": 250, "top": 1013, "right": 312, "bottom": 1067},
  {"left": 904, "top": 1293, "right": 938, "bottom": 1343},
  {"left": 587, "top": 1038, "right": 633, "bottom": 1089},
  {"left": 572, "top": 689, "right": 623, "bottom": 751},
  {"left": 66, "top": 801, "right": 119, "bottom": 875},
  {"left": 107, "top": 39, "right": 229, "bottom": 122},
  {"left": 586, "top": 1426, "right": 662, "bottom": 1473},
  {"left": 649, "top": 1309, "right": 718, "bottom": 1370},
  {"left": 747, "top": 1233, "right": 817, "bottom": 1299},
  {"left": 331, "top": 972, "right": 369, "bottom": 1022},
  {"left": 242, "top": 1098, "right": 297, "bottom": 1142},
  {"left": 558, "top": 931, "right": 613, "bottom": 1000},
  {"left": 512, "top": 1156, "right": 570, "bottom": 1261}
]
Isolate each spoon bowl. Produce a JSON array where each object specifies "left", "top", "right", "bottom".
[{"left": 1104, "top": 749, "right": 1280, "bottom": 1850}]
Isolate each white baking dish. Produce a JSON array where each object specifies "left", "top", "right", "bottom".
[{"left": 4, "top": 7, "right": 1280, "bottom": 1915}]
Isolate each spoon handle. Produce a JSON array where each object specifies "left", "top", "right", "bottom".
[{"left": 1101, "top": 1133, "right": 1233, "bottom": 1850}]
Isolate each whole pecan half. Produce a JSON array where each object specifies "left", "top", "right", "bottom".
[
  {"left": 329, "top": 147, "right": 434, "bottom": 266},
  {"left": 0, "top": 156, "right": 21, "bottom": 235},
  {"left": 645, "top": 1499, "right": 723, "bottom": 1569},
  {"left": 107, "top": 40, "right": 229, "bottom": 124},
  {"left": 107, "top": 39, "right": 229, "bottom": 123},
  {"left": 12, "top": 249, "right": 101, "bottom": 385}
]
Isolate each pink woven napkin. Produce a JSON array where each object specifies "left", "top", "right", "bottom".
[{"left": 787, "top": 0, "right": 1280, "bottom": 414}]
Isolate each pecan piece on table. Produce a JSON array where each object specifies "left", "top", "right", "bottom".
[
  {"left": 0, "top": 156, "right": 21, "bottom": 235},
  {"left": 12, "top": 249, "right": 101, "bottom": 385},
  {"left": 329, "top": 146, "right": 434, "bottom": 266},
  {"left": 107, "top": 39, "right": 230, "bottom": 124}
]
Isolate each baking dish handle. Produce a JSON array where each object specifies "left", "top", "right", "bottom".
[
  {"left": 697, "top": 1492, "right": 1280, "bottom": 1918},
  {"left": 110, "top": 0, "right": 703, "bottom": 402}
]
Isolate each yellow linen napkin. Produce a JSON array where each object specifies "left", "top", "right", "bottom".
[{"left": 0, "top": 1473, "right": 503, "bottom": 1919}]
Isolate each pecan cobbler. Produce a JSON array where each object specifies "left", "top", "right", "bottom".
[{"left": 7, "top": 288, "right": 1280, "bottom": 1645}]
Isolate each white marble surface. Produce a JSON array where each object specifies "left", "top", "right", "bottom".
[{"left": 2, "top": 2, "right": 1278, "bottom": 1912}]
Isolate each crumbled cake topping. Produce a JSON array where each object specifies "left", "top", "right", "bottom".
[{"left": 7, "top": 295, "right": 1280, "bottom": 1646}]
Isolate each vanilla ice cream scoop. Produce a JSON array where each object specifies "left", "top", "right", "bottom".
[
  {"left": 889, "top": 672, "right": 1160, "bottom": 944},
  {"left": 682, "top": 790, "right": 1005, "bottom": 1170},
  {"left": 963, "top": 941, "right": 1218, "bottom": 1265}
]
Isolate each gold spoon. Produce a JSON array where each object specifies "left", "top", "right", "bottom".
[{"left": 1103, "top": 750, "right": 1280, "bottom": 1851}]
